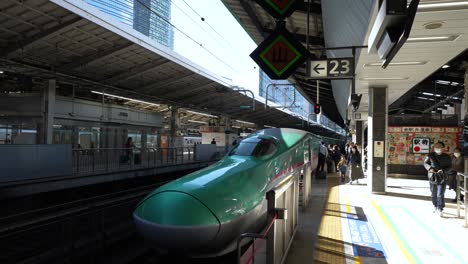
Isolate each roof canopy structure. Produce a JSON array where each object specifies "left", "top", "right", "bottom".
[{"left": 0, "top": 0, "right": 344, "bottom": 138}]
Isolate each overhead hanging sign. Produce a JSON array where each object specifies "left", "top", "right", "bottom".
[
  {"left": 254, "top": 0, "right": 299, "bottom": 19},
  {"left": 308, "top": 58, "right": 354, "bottom": 79},
  {"left": 250, "top": 27, "right": 308, "bottom": 80}
]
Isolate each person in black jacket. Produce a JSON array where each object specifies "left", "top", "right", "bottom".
[
  {"left": 424, "top": 141, "right": 452, "bottom": 216},
  {"left": 347, "top": 145, "right": 361, "bottom": 184}
]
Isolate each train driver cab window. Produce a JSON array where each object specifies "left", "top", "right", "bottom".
[
  {"left": 229, "top": 137, "right": 260, "bottom": 156},
  {"left": 229, "top": 137, "right": 277, "bottom": 158},
  {"left": 253, "top": 139, "right": 277, "bottom": 158}
]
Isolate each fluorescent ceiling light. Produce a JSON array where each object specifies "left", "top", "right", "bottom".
[
  {"left": 436, "top": 80, "right": 451, "bottom": 84},
  {"left": 363, "top": 61, "right": 427, "bottom": 67},
  {"left": 236, "top": 120, "right": 255, "bottom": 125},
  {"left": 421, "top": 92, "right": 442, "bottom": 97},
  {"left": 442, "top": 64, "right": 450, "bottom": 69},
  {"left": 91, "top": 91, "right": 160, "bottom": 107},
  {"left": 0, "top": 70, "right": 4, "bottom": 74},
  {"left": 264, "top": 125, "right": 275, "bottom": 128},
  {"left": 406, "top": 35, "right": 459, "bottom": 43},
  {"left": 360, "top": 77, "right": 409, "bottom": 80},
  {"left": 188, "top": 120, "right": 207, "bottom": 124},
  {"left": 416, "top": 96, "right": 435, "bottom": 101},
  {"left": 418, "top": 1, "right": 468, "bottom": 11},
  {"left": 232, "top": 125, "right": 241, "bottom": 128},
  {"left": 186, "top": 110, "right": 218, "bottom": 118}
]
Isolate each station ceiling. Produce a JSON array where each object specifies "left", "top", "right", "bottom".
[
  {"left": 223, "top": 0, "right": 468, "bottom": 125},
  {"left": 350, "top": 1, "right": 468, "bottom": 117},
  {"left": 0, "top": 0, "right": 343, "bottom": 138},
  {"left": 221, "top": 0, "right": 344, "bottom": 127}
]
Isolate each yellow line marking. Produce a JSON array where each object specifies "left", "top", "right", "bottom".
[
  {"left": 370, "top": 198, "right": 416, "bottom": 264},
  {"left": 344, "top": 195, "right": 361, "bottom": 264}
]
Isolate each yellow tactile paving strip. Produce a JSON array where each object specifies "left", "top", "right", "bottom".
[{"left": 314, "top": 175, "right": 358, "bottom": 264}]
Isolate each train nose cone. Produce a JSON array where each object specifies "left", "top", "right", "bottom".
[{"left": 133, "top": 191, "right": 220, "bottom": 251}]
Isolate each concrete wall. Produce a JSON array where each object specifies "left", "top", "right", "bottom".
[
  {"left": 54, "top": 96, "right": 163, "bottom": 127},
  {"left": 0, "top": 93, "right": 42, "bottom": 116},
  {"left": 0, "top": 144, "right": 72, "bottom": 183}
]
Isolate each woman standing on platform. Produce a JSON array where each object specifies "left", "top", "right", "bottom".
[
  {"left": 347, "top": 145, "right": 361, "bottom": 184},
  {"left": 424, "top": 141, "right": 451, "bottom": 216},
  {"left": 449, "top": 147, "right": 464, "bottom": 202}
]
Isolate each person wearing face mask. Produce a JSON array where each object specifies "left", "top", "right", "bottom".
[
  {"left": 449, "top": 147, "right": 464, "bottom": 202},
  {"left": 424, "top": 142, "right": 452, "bottom": 216}
]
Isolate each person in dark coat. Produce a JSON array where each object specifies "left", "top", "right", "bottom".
[
  {"left": 332, "top": 145, "right": 341, "bottom": 169},
  {"left": 449, "top": 147, "right": 464, "bottom": 202},
  {"left": 347, "top": 145, "right": 361, "bottom": 184},
  {"left": 424, "top": 141, "right": 452, "bottom": 216}
]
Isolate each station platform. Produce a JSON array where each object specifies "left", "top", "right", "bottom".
[{"left": 286, "top": 173, "right": 468, "bottom": 264}]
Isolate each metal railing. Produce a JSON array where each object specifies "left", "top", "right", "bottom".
[
  {"left": 456, "top": 173, "right": 467, "bottom": 228},
  {"left": 237, "top": 173, "right": 299, "bottom": 264},
  {"left": 72, "top": 147, "right": 218, "bottom": 175}
]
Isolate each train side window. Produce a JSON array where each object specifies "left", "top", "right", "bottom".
[{"left": 254, "top": 139, "right": 277, "bottom": 157}]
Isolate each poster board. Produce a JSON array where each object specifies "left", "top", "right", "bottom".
[{"left": 387, "top": 126, "right": 461, "bottom": 165}]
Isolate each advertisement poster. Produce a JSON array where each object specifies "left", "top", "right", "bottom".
[{"left": 387, "top": 127, "right": 461, "bottom": 165}]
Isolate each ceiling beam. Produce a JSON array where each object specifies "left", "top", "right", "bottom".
[
  {"left": 240, "top": 0, "right": 267, "bottom": 38},
  {"left": 101, "top": 59, "right": 170, "bottom": 84},
  {"left": 296, "top": 1, "right": 322, "bottom": 15},
  {"left": 423, "top": 89, "right": 465, "bottom": 113},
  {"left": 60, "top": 43, "right": 134, "bottom": 70},
  {"left": 263, "top": 28, "right": 324, "bottom": 46},
  {"left": 138, "top": 72, "right": 197, "bottom": 93},
  {"left": 0, "top": 17, "right": 83, "bottom": 57},
  {"left": 163, "top": 81, "right": 218, "bottom": 99}
]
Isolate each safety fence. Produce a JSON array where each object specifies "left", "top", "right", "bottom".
[
  {"left": 456, "top": 173, "right": 467, "bottom": 228},
  {"left": 72, "top": 147, "right": 225, "bottom": 175},
  {"left": 237, "top": 168, "right": 304, "bottom": 264}
]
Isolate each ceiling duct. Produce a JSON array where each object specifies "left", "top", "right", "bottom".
[{"left": 368, "top": 0, "right": 420, "bottom": 68}]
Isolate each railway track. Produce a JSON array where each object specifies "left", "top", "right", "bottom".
[{"left": 0, "top": 182, "right": 167, "bottom": 264}]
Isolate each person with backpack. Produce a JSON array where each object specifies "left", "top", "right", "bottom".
[
  {"left": 336, "top": 154, "right": 348, "bottom": 183},
  {"left": 424, "top": 141, "right": 452, "bottom": 216}
]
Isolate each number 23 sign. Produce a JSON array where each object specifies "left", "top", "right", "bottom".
[{"left": 308, "top": 58, "right": 354, "bottom": 79}]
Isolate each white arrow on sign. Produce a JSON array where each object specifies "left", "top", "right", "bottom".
[{"left": 309, "top": 60, "right": 327, "bottom": 78}]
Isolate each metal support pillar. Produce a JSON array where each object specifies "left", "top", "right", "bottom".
[
  {"left": 224, "top": 116, "right": 232, "bottom": 153},
  {"left": 464, "top": 66, "right": 468, "bottom": 183},
  {"left": 44, "top": 79, "right": 56, "bottom": 144},
  {"left": 355, "top": 121, "right": 363, "bottom": 148},
  {"left": 367, "top": 86, "right": 388, "bottom": 194},
  {"left": 170, "top": 106, "right": 178, "bottom": 148}
]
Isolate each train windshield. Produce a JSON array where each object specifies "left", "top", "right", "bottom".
[{"left": 229, "top": 137, "right": 277, "bottom": 157}]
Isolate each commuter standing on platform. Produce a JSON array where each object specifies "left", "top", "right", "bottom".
[
  {"left": 424, "top": 142, "right": 451, "bottom": 216},
  {"left": 125, "top": 137, "right": 134, "bottom": 165},
  {"left": 347, "top": 145, "right": 361, "bottom": 184},
  {"left": 449, "top": 147, "right": 464, "bottom": 202},
  {"left": 318, "top": 141, "right": 328, "bottom": 172}
]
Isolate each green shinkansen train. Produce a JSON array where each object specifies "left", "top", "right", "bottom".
[{"left": 133, "top": 128, "right": 337, "bottom": 256}]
